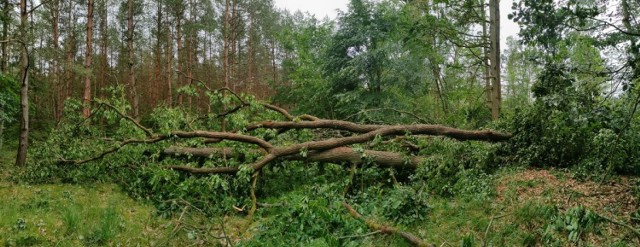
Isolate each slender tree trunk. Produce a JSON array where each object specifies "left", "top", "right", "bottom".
[
  {"left": 128, "top": 0, "right": 139, "bottom": 119},
  {"left": 224, "top": 0, "right": 230, "bottom": 89},
  {"left": 51, "top": 0, "right": 61, "bottom": 120},
  {"left": 230, "top": 0, "right": 237, "bottom": 92},
  {"left": 489, "top": 0, "right": 501, "bottom": 120},
  {"left": 176, "top": 7, "right": 183, "bottom": 106},
  {"left": 98, "top": 0, "right": 107, "bottom": 100},
  {"left": 166, "top": 15, "right": 173, "bottom": 106},
  {"left": 247, "top": 18, "right": 253, "bottom": 93},
  {"left": 481, "top": 0, "right": 492, "bottom": 115},
  {"left": 271, "top": 39, "right": 277, "bottom": 98},
  {"left": 1, "top": 0, "right": 9, "bottom": 72},
  {"left": 154, "top": 1, "right": 163, "bottom": 107},
  {"left": 16, "top": 0, "right": 29, "bottom": 166},
  {"left": 64, "top": 1, "right": 74, "bottom": 103},
  {"left": 621, "top": 0, "right": 640, "bottom": 79},
  {"left": 83, "top": 0, "right": 94, "bottom": 118},
  {"left": 221, "top": 0, "right": 231, "bottom": 131},
  {"left": 187, "top": 0, "right": 194, "bottom": 110}
]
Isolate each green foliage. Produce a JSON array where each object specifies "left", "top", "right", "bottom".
[
  {"left": 411, "top": 138, "right": 499, "bottom": 197},
  {"left": 508, "top": 63, "right": 640, "bottom": 176},
  {"left": 0, "top": 73, "right": 19, "bottom": 125}
]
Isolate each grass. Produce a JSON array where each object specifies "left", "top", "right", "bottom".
[
  {"left": 0, "top": 143, "right": 224, "bottom": 247},
  {"left": 0, "top": 183, "right": 182, "bottom": 246}
]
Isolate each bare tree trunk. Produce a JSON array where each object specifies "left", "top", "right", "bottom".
[
  {"left": 176, "top": 6, "right": 183, "bottom": 107},
  {"left": 187, "top": 0, "right": 194, "bottom": 110},
  {"left": 52, "top": 0, "right": 61, "bottom": 121},
  {"left": 247, "top": 20, "right": 253, "bottom": 93},
  {"left": 83, "top": 0, "right": 94, "bottom": 118},
  {"left": 230, "top": 0, "right": 237, "bottom": 92},
  {"left": 16, "top": 0, "right": 29, "bottom": 167},
  {"left": 154, "top": 1, "right": 163, "bottom": 107},
  {"left": 222, "top": 0, "right": 231, "bottom": 131},
  {"left": 128, "top": 0, "right": 139, "bottom": 119},
  {"left": 481, "top": 0, "right": 492, "bottom": 115},
  {"left": 165, "top": 9, "right": 173, "bottom": 106},
  {"left": 224, "top": 0, "right": 230, "bottom": 89},
  {"left": 99, "top": 0, "right": 107, "bottom": 100},
  {"left": 1, "top": 0, "right": 9, "bottom": 72},
  {"left": 489, "top": 0, "right": 501, "bottom": 120},
  {"left": 64, "top": 1, "right": 75, "bottom": 103},
  {"left": 621, "top": 0, "right": 640, "bottom": 79}
]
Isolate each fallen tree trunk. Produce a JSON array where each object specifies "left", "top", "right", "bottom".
[
  {"left": 64, "top": 94, "right": 511, "bottom": 177},
  {"left": 164, "top": 147, "right": 262, "bottom": 160},
  {"left": 165, "top": 146, "right": 424, "bottom": 173},
  {"left": 247, "top": 120, "right": 512, "bottom": 142}
]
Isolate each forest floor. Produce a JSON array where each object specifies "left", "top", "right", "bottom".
[{"left": 1, "top": 144, "right": 639, "bottom": 246}]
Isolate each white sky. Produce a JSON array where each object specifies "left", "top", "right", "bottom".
[{"left": 274, "top": 0, "right": 521, "bottom": 51}]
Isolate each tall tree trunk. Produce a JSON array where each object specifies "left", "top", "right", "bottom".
[
  {"left": 481, "top": 0, "right": 492, "bottom": 115},
  {"left": 176, "top": 6, "right": 183, "bottom": 107},
  {"left": 224, "top": 0, "right": 230, "bottom": 89},
  {"left": 187, "top": 0, "right": 194, "bottom": 110},
  {"left": 1, "top": 0, "right": 9, "bottom": 72},
  {"left": 83, "top": 0, "right": 94, "bottom": 118},
  {"left": 98, "top": 0, "right": 108, "bottom": 100},
  {"left": 128, "top": 0, "right": 139, "bottom": 119},
  {"left": 64, "top": 1, "right": 75, "bottom": 103},
  {"left": 230, "top": 0, "right": 237, "bottom": 92},
  {"left": 489, "top": 0, "right": 501, "bottom": 120},
  {"left": 165, "top": 12, "right": 173, "bottom": 106},
  {"left": 154, "top": 1, "right": 163, "bottom": 107},
  {"left": 621, "top": 0, "right": 639, "bottom": 79},
  {"left": 52, "top": 0, "right": 61, "bottom": 121},
  {"left": 221, "top": 0, "right": 231, "bottom": 131},
  {"left": 247, "top": 17, "right": 253, "bottom": 93},
  {"left": 16, "top": 0, "right": 29, "bottom": 166}
]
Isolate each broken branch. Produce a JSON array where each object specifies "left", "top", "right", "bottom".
[{"left": 342, "top": 202, "right": 433, "bottom": 247}]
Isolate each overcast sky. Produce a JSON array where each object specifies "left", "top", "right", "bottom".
[{"left": 273, "top": 0, "right": 521, "bottom": 51}]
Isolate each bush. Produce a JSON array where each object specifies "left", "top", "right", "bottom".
[{"left": 507, "top": 64, "right": 640, "bottom": 176}]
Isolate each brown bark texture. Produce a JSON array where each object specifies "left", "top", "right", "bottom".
[{"left": 83, "top": 0, "right": 94, "bottom": 118}]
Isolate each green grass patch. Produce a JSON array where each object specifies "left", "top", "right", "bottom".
[{"left": 0, "top": 183, "right": 197, "bottom": 246}]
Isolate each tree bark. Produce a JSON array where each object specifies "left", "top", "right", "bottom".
[
  {"left": 51, "top": 0, "right": 61, "bottom": 120},
  {"left": 127, "top": 0, "right": 139, "bottom": 120},
  {"left": 98, "top": 0, "right": 108, "bottom": 101},
  {"left": 83, "top": 0, "right": 94, "bottom": 118},
  {"left": 16, "top": 0, "right": 29, "bottom": 167},
  {"left": 164, "top": 146, "right": 424, "bottom": 169},
  {"left": 1, "top": 0, "right": 10, "bottom": 72},
  {"left": 176, "top": 5, "right": 183, "bottom": 107},
  {"left": 489, "top": 0, "right": 501, "bottom": 120}
]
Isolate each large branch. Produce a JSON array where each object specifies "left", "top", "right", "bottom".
[
  {"left": 62, "top": 135, "right": 169, "bottom": 165},
  {"left": 164, "top": 146, "right": 424, "bottom": 172},
  {"left": 247, "top": 120, "right": 511, "bottom": 142},
  {"left": 62, "top": 130, "right": 273, "bottom": 165},
  {"left": 172, "top": 131, "right": 274, "bottom": 151}
]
